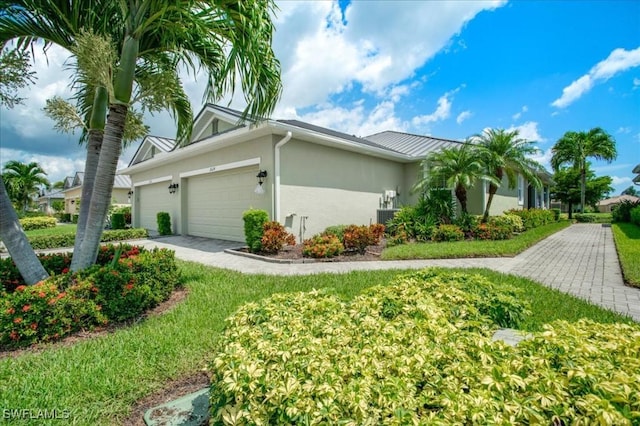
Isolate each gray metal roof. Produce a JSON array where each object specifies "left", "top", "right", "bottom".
[
  {"left": 365, "top": 131, "right": 466, "bottom": 158},
  {"left": 113, "top": 175, "right": 131, "bottom": 188},
  {"left": 278, "top": 120, "right": 406, "bottom": 155},
  {"left": 146, "top": 135, "right": 176, "bottom": 152}
]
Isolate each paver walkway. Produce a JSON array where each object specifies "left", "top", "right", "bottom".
[{"left": 138, "top": 224, "right": 639, "bottom": 321}]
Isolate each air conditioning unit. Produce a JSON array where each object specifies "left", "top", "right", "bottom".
[{"left": 377, "top": 209, "right": 399, "bottom": 225}]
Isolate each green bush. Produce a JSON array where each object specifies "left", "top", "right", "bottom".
[
  {"left": 454, "top": 213, "right": 481, "bottom": 238},
  {"left": 574, "top": 213, "right": 596, "bottom": 223},
  {"left": 260, "top": 221, "right": 296, "bottom": 254},
  {"left": 72, "top": 214, "right": 79, "bottom": 224},
  {"left": 209, "top": 268, "right": 640, "bottom": 425},
  {"left": 488, "top": 214, "right": 524, "bottom": 233},
  {"left": 61, "top": 213, "right": 71, "bottom": 222},
  {"left": 111, "top": 213, "right": 126, "bottom": 230},
  {"left": 551, "top": 208, "right": 561, "bottom": 221},
  {"left": 19, "top": 216, "right": 57, "bottom": 231},
  {"left": 473, "top": 223, "right": 513, "bottom": 240},
  {"left": 612, "top": 200, "right": 640, "bottom": 223},
  {"left": 156, "top": 212, "right": 172, "bottom": 236},
  {"left": 242, "top": 209, "right": 269, "bottom": 253},
  {"left": 631, "top": 206, "right": 640, "bottom": 226},
  {"left": 112, "top": 205, "right": 132, "bottom": 225},
  {"left": 302, "top": 234, "right": 344, "bottom": 258},
  {"left": 26, "top": 228, "right": 148, "bottom": 250},
  {"left": 506, "top": 208, "right": 554, "bottom": 230},
  {"left": 385, "top": 205, "right": 436, "bottom": 243},
  {"left": 16, "top": 211, "right": 47, "bottom": 219},
  {"left": 323, "top": 225, "right": 347, "bottom": 242},
  {"left": 1, "top": 245, "right": 180, "bottom": 348},
  {"left": 431, "top": 224, "right": 464, "bottom": 242}
]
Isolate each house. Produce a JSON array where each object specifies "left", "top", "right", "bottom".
[
  {"left": 37, "top": 189, "right": 65, "bottom": 215},
  {"left": 597, "top": 195, "right": 640, "bottom": 213},
  {"left": 634, "top": 163, "right": 640, "bottom": 186},
  {"left": 62, "top": 172, "right": 132, "bottom": 214},
  {"left": 120, "top": 104, "right": 551, "bottom": 242}
]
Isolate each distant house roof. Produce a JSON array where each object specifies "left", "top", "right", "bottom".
[
  {"left": 38, "top": 189, "right": 64, "bottom": 200},
  {"left": 62, "top": 172, "right": 131, "bottom": 191},
  {"left": 63, "top": 176, "right": 74, "bottom": 190},
  {"left": 597, "top": 195, "right": 640, "bottom": 206},
  {"left": 634, "top": 163, "right": 640, "bottom": 185}
]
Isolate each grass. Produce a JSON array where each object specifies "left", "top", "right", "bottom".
[
  {"left": 0, "top": 262, "right": 634, "bottom": 425},
  {"left": 381, "top": 220, "right": 571, "bottom": 260},
  {"left": 24, "top": 224, "right": 77, "bottom": 238},
  {"left": 612, "top": 222, "right": 640, "bottom": 288}
]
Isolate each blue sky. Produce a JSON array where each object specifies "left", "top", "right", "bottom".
[{"left": 1, "top": 0, "right": 639, "bottom": 194}]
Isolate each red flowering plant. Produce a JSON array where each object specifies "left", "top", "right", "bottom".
[{"left": 0, "top": 279, "right": 106, "bottom": 349}]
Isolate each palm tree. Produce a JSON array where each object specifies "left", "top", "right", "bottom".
[
  {"left": 551, "top": 128, "right": 617, "bottom": 213},
  {"left": 475, "top": 128, "right": 542, "bottom": 222},
  {"left": 2, "top": 160, "right": 50, "bottom": 211},
  {"left": 413, "top": 143, "right": 498, "bottom": 214},
  {"left": 1, "top": 0, "right": 282, "bottom": 274}
]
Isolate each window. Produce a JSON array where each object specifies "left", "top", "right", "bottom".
[{"left": 517, "top": 175, "right": 525, "bottom": 205}]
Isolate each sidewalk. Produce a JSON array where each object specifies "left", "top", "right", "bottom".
[{"left": 137, "top": 224, "right": 640, "bottom": 321}]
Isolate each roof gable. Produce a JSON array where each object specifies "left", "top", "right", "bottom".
[{"left": 129, "top": 135, "right": 177, "bottom": 166}]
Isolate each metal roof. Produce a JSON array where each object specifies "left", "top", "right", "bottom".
[
  {"left": 146, "top": 135, "right": 176, "bottom": 152},
  {"left": 113, "top": 175, "right": 131, "bottom": 188},
  {"left": 365, "top": 131, "right": 466, "bottom": 158}
]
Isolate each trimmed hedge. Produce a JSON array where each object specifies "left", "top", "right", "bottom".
[
  {"left": 157, "top": 212, "right": 172, "bottom": 236},
  {"left": 209, "top": 268, "right": 640, "bottom": 425},
  {"left": 19, "top": 216, "right": 57, "bottom": 231},
  {"left": 242, "top": 209, "right": 269, "bottom": 253},
  {"left": 111, "top": 213, "right": 126, "bottom": 230},
  {"left": 0, "top": 245, "right": 180, "bottom": 349},
  {"left": 506, "top": 208, "right": 555, "bottom": 230},
  {"left": 27, "top": 228, "right": 148, "bottom": 250}
]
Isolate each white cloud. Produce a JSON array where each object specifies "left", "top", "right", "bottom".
[
  {"left": 634, "top": 77, "right": 640, "bottom": 89},
  {"left": 412, "top": 95, "right": 452, "bottom": 126},
  {"left": 552, "top": 46, "right": 640, "bottom": 108},
  {"left": 617, "top": 126, "right": 632, "bottom": 134},
  {"left": 530, "top": 147, "right": 553, "bottom": 170},
  {"left": 456, "top": 110, "right": 472, "bottom": 124},
  {"left": 593, "top": 163, "right": 633, "bottom": 174},
  {"left": 611, "top": 176, "right": 632, "bottom": 186},
  {"left": 512, "top": 105, "right": 528, "bottom": 120},
  {"left": 506, "top": 121, "right": 545, "bottom": 143},
  {"left": 0, "top": 148, "right": 85, "bottom": 185}
]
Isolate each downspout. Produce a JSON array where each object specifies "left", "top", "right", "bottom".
[{"left": 274, "top": 131, "right": 292, "bottom": 222}]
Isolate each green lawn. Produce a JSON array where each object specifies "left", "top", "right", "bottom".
[
  {"left": 0, "top": 262, "right": 633, "bottom": 425},
  {"left": 24, "top": 224, "right": 77, "bottom": 237},
  {"left": 381, "top": 221, "right": 571, "bottom": 260},
  {"left": 612, "top": 222, "right": 640, "bottom": 288}
]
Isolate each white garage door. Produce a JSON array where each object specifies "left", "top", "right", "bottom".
[
  {"left": 187, "top": 167, "right": 259, "bottom": 241},
  {"left": 137, "top": 182, "right": 174, "bottom": 231}
]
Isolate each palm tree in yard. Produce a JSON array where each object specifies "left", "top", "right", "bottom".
[
  {"left": 550, "top": 127, "right": 617, "bottom": 213},
  {"left": 0, "top": 0, "right": 282, "bottom": 280},
  {"left": 2, "top": 160, "right": 49, "bottom": 211},
  {"left": 414, "top": 143, "right": 499, "bottom": 214},
  {"left": 475, "top": 128, "right": 542, "bottom": 222}
]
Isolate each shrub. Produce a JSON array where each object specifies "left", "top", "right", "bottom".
[
  {"left": 61, "top": 213, "right": 71, "bottom": 223},
  {"left": 156, "top": 212, "right": 172, "bottom": 236},
  {"left": 631, "top": 206, "right": 640, "bottom": 226},
  {"left": 369, "top": 223, "right": 385, "bottom": 242},
  {"left": 72, "top": 214, "right": 79, "bottom": 224},
  {"left": 111, "top": 213, "right": 126, "bottom": 230},
  {"left": 209, "top": 269, "right": 549, "bottom": 425},
  {"left": 26, "top": 228, "right": 148, "bottom": 250},
  {"left": 302, "top": 234, "right": 344, "bottom": 258},
  {"left": 385, "top": 205, "right": 436, "bottom": 243},
  {"left": 342, "top": 225, "right": 379, "bottom": 254},
  {"left": 574, "top": 213, "right": 596, "bottom": 223},
  {"left": 260, "top": 221, "right": 296, "bottom": 254},
  {"left": 454, "top": 213, "right": 481, "bottom": 239},
  {"left": 0, "top": 245, "right": 180, "bottom": 348},
  {"left": 506, "top": 208, "right": 554, "bottom": 230},
  {"left": 323, "top": 225, "right": 347, "bottom": 242},
  {"left": 473, "top": 223, "right": 513, "bottom": 240},
  {"left": 242, "top": 209, "right": 269, "bottom": 253},
  {"left": 551, "top": 208, "right": 561, "bottom": 221},
  {"left": 112, "top": 205, "right": 132, "bottom": 225},
  {"left": 488, "top": 214, "right": 523, "bottom": 233},
  {"left": 612, "top": 200, "right": 640, "bottom": 223},
  {"left": 19, "top": 216, "right": 57, "bottom": 231},
  {"left": 431, "top": 224, "right": 464, "bottom": 242}
]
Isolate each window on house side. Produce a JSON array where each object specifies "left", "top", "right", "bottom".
[{"left": 517, "top": 175, "right": 524, "bottom": 205}]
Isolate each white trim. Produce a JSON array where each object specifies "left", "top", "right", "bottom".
[
  {"left": 133, "top": 175, "right": 173, "bottom": 187},
  {"left": 179, "top": 157, "right": 261, "bottom": 179},
  {"left": 517, "top": 175, "right": 525, "bottom": 206}
]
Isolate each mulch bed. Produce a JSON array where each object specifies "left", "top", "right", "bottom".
[{"left": 233, "top": 241, "right": 386, "bottom": 262}]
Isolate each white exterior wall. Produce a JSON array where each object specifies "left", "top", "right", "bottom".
[{"left": 279, "top": 139, "right": 405, "bottom": 239}]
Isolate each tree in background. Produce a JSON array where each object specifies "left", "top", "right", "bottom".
[
  {"left": 2, "top": 161, "right": 49, "bottom": 212},
  {"left": 621, "top": 186, "right": 638, "bottom": 197},
  {"left": 551, "top": 127, "right": 617, "bottom": 213},
  {"left": 0, "top": 47, "right": 36, "bottom": 108},
  {"left": 474, "top": 128, "right": 542, "bottom": 222},
  {"left": 413, "top": 143, "right": 498, "bottom": 215},
  {"left": 551, "top": 165, "right": 613, "bottom": 218}
]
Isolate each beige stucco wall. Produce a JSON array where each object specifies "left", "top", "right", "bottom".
[
  {"left": 112, "top": 188, "right": 131, "bottom": 205},
  {"left": 279, "top": 139, "right": 405, "bottom": 238},
  {"left": 130, "top": 134, "right": 274, "bottom": 234},
  {"left": 64, "top": 187, "right": 82, "bottom": 214}
]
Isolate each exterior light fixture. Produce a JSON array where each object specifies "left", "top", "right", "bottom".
[
  {"left": 168, "top": 183, "right": 179, "bottom": 194},
  {"left": 127, "top": 190, "right": 134, "bottom": 202},
  {"left": 254, "top": 170, "right": 267, "bottom": 195}
]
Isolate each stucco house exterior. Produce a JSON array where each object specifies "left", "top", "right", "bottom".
[
  {"left": 62, "top": 172, "right": 132, "bottom": 214},
  {"left": 597, "top": 195, "right": 640, "bottom": 213},
  {"left": 120, "top": 104, "right": 551, "bottom": 242},
  {"left": 37, "top": 189, "right": 64, "bottom": 215}
]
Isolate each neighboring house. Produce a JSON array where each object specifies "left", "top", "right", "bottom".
[
  {"left": 634, "top": 163, "right": 640, "bottom": 186},
  {"left": 62, "top": 172, "right": 132, "bottom": 214},
  {"left": 120, "top": 104, "right": 551, "bottom": 242},
  {"left": 597, "top": 195, "right": 640, "bottom": 213},
  {"left": 37, "top": 189, "right": 65, "bottom": 215}
]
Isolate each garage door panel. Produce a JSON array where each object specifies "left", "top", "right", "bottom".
[
  {"left": 138, "top": 182, "right": 173, "bottom": 231},
  {"left": 187, "top": 167, "right": 260, "bottom": 241}
]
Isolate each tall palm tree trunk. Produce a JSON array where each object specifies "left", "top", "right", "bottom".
[
  {"left": 0, "top": 177, "right": 48, "bottom": 284},
  {"left": 482, "top": 183, "right": 498, "bottom": 223},
  {"left": 580, "top": 167, "right": 586, "bottom": 213},
  {"left": 73, "top": 104, "right": 127, "bottom": 270}
]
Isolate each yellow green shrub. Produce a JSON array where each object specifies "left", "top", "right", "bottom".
[{"left": 19, "top": 216, "right": 57, "bottom": 231}]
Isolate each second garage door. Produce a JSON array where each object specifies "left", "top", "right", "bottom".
[
  {"left": 187, "top": 167, "right": 260, "bottom": 241},
  {"left": 137, "top": 182, "right": 174, "bottom": 232}
]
